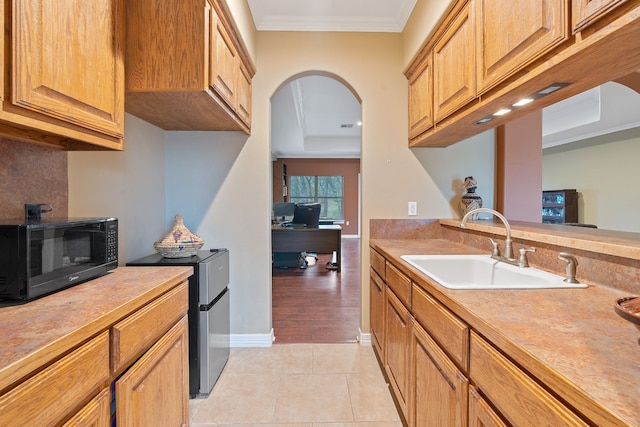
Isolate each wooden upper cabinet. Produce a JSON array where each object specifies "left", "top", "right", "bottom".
[
  {"left": 1, "top": 0, "right": 124, "bottom": 150},
  {"left": 433, "top": 1, "right": 476, "bottom": 123},
  {"left": 475, "top": 0, "right": 569, "bottom": 94},
  {"left": 572, "top": 0, "right": 630, "bottom": 32},
  {"left": 210, "top": 8, "right": 238, "bottom": 110},
  {"left": 407, "top": 52, "right": 434, "bottom": 139},
  {"left": 126, "top": 0, "right": 254, "bottom": 133},
  {"left": 236, "top": 62, "right": 252, "bottom": 127}
]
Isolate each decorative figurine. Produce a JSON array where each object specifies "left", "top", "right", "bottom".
[{"left": 460, "top": 176, "right": 483, "bottom": 219}]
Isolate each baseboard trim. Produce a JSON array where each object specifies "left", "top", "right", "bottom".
[
  {"left": 358, "top": 329, "right": 372, "bottom": 345},
  {"left": 230, "top": 329, "right": 275, "bottom": 347}
]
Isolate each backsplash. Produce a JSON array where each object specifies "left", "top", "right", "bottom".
[
  {"left": 370, "top": 218, "right": 639, "bottom": 295},
  {"left": 0, "top": 140, "right": 68, "bottom": 220}
]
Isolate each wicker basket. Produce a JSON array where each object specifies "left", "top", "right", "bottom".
[{"left": 154, "top": 214, "right": 204, "bottom": 258}]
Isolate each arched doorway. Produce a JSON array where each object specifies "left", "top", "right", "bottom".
[{"left": 270, "top": 72, "right": 363, "bottom": 343}]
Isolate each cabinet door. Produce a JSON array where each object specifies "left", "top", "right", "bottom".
[
  {"left": 236, "top": 61, "right": 252, "bottom": 127},
  {"left": 62, "top": 388, "right": 111, "bottom": 427},
  {"left": 433, "top": 1, "right": 475, "bottom": 123},
  {"left": 370, "top": 268, "right": 385, "bottom": 358},
  {"left": 468, "top": 385, "right": 507, "bottom": 427},
  {"left": 410, "top": 319, "right": 468, "bottom": 427},
  {"left": 385, "top": 288, "right": 411, "bottom": 419},
  {"left": 12, "top": 0, "right": 124, "bottom": 139},
  {"left": 475, "top": 0, "right": 569, "bottom": 94},
  {"left": 572, "top": 0, "right": 629, "bottom": 32},
  {"left": 116, "top": 316, "right": 189, "bottom": 427},
  {"left": 210, "top": 6, "right": 238, "bottom": 110},
  {"left": 408, "top": 52, "right": 433, "bottom": 139}
]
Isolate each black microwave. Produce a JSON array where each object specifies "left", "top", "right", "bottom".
[{"left": 0, "top": 217, "right": 118, "bottom": 302}]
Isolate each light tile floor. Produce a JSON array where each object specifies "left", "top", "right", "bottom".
[{"left": 189, "top": 343, "right": 403, "bottom": 427}]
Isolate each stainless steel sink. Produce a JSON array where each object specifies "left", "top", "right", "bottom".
[{"left": 401, "top": 254, "right": 588, "bottom": 290}]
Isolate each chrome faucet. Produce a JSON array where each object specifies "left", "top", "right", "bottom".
[
  {"left": 461, "top": 208, "right": 519, "bottom": 263},
  {"left": 558, "top": 252, "right": 580, "bottom": 283}
]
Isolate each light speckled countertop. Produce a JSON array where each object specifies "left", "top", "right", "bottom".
[
  {"left": 0, "top": 266, "right": 193, "bottom": 393},
  {"left": 371, "top": 238, "right": 639, "bottom": 427}
]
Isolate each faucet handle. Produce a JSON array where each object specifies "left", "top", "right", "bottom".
[
  {"left": 488, "top": 238, "right": 501, "bottom": 257},
  {"left": 558, "top": 252, "right": 579, "bottom": 283},
  {"left": 517, "top": 247, "right": 535, "bottom": 267}
]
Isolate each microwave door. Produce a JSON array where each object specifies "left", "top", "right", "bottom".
[{"left": 40, "top": 229, "right": 64, "bottom": 273}]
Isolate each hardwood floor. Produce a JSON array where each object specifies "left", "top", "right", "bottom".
[{"left": 272, "top": 238, "right": 361, "bottom": 343}]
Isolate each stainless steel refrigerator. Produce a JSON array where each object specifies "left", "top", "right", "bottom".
[{"left": 127, "top": 249, "right": 230, "bottom": 398}]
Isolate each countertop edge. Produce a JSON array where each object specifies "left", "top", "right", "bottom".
[{"left": 0, "top": 266, "right": 193, "bottom": 393}]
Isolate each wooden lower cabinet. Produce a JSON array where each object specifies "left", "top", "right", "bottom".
[
  {"left": 116, "top": 315, "right": 189, "bottom": 427},
  {"left": 410, "top": 319, "right": 469, "bottom": 427},
  {"left": 62, "top": 388, "right": 111, "bottom": 427},
  {"left": 468, "top": 385, "right": 507, "bottom": 427},
  {"left": 384, "top": 288, "right": 411, "bottom": 420},
  {"left": 0, "top": 331, "right": 110, "bottom": 427},
  {"left": 0, "top": 277, "right": 190, "bottom": 427},
  {"left": 470, "top": 332, "right": 589, "bottom": 426}
]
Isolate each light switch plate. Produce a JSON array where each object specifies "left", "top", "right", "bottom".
[{"left": 408, "top": 201, "right": 417, "bottom": 216}]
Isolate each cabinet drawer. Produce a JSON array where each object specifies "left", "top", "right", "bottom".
[
  {"left": 412, "top": 284, "right": 469, "bottom": 370},
  {"left": 370, "top": 248, "right": 385, "bottom": 279},
  {"left": 111, "top": 281, "right": 188, "bottom": 373},
  {"left": 386, "top": 262, "right": 411, "bottom": 308},
  {"left": 470, "top": 332, "right": 589, "bottom": 426},
  {"left": 0, "top": 332, "right": 110, "bottom": 427}
]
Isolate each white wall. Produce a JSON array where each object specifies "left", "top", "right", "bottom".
[
  {"left": 543, "top": 129, "right": 640, "bottom": 232},
  {"left": 68, "top": 114, "right": 168, "bottom": 263}
]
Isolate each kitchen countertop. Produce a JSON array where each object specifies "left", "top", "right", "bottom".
[
  {"left": 370, "top": 238, "right": 639, "bottom": 427},
  {"left": 0, "top": 266, "right": 193, "bottom": 393}
]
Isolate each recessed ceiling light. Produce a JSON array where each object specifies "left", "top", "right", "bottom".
[
  {"left": 475, "top": 117, "right": 493, "bottom": 125},
  {"left": 537, "top": 82, "right": 570, "bottom": 96},
  {"left": 513, "top": 98, "right": 534, "bottom": 107},
  {"left": 357, "top": 121, "right": 362, "bottom": 126},
  {"left": 493, "top": 108, "right": 511, "bottom": 116}
]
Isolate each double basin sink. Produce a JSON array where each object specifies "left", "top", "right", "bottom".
[{"left": 401, "top": 254, "right": 588, "bottom": 290}]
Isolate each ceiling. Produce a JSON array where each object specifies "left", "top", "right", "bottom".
[
  {"left": 255, "top": 2, "right": 640, "bottom": 160},
  {"left": 247, "top": 0, "right": 417, "bottom": 33},
  {"left": 248, "top": 0, "right": 417, "bottom": 159}
]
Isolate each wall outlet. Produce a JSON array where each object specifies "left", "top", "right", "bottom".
[{"left": 408, "top": 201, "right": 417, "bottom": 216}]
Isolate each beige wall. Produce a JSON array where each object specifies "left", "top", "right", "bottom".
[
  {"left": 255, "top": 30, "right": 495, "bottom": 338},
  {"left": 401, "top": 0, "right": 454, "bottom": 66},
  {"left": 64, "top": 2, "right": 495, "bottom": 341},
  {"left": 543, "top": 129, "right": 640, "bottom": 232},
  {"left": 225, "top": 0, "right": 256, "bottom": 63}
]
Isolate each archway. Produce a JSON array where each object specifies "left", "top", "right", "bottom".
[{"left": 270, "top": 71, "right": 363, "bottom": 343}]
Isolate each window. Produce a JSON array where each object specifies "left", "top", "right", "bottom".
[{"left": 289, "top": 175, "right": 343, "bottom": 220}]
